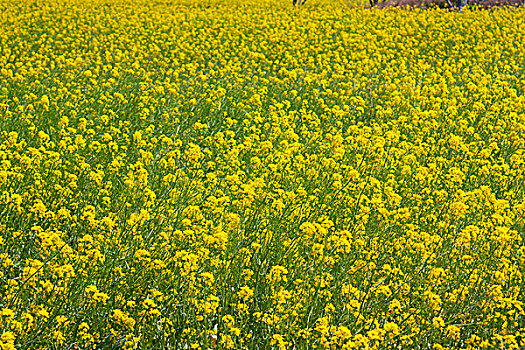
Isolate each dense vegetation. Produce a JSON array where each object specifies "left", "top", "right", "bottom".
[{"left": 1, "top": 0, "right": 525, "bottom": 349}]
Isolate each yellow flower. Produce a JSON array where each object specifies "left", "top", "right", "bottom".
[
  {"left": 270, "top": 334, "right": 288, "bottom": 350},
  {"left": 384, "top": 322, "right": 400, "bottom": 336},
  {"left": 446, "top": 325, "right": 461, "bottom": 340},
  {"left": 268, "top": 265, "right": 288, "bottom": 284},
  {"left": 432, "top": 316, "right": 445, "bottom": 328},
  {"left": 0, "top": 332, "right": 16, "bottom": 350},
  {"left": 40, "top": 95, "right": 50, "bottom": 111}
]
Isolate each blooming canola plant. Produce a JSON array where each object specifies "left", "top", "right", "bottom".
[{"left": 0, "top": 0, "right": 525, "bottom": 349}]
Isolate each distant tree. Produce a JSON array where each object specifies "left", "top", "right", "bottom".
[
  {"left": 446, "top": 0, "right": 469, "bottom": 10},
  {"left": 293, "top": 0, "right": 307, "bottom": 6},
  {"left": 369, "top": 0, "right": 468, "bottom": 9},
  {"left": 368, "top": 0, "right": 523, "bottom": 10}
]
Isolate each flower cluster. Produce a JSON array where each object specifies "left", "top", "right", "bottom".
[{"left": 1, "top": 0, "right": 525, "bottom": 349}]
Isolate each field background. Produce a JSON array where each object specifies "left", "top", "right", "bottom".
[{"left": 1, "top": 0, "right": 525, "bottom": 349}]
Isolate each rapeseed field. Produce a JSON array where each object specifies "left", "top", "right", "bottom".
[{"left": 1, "top": 0, "right": 525, "bottom": 348}]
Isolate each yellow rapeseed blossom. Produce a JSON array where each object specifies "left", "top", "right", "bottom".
[{"left": 1, "top": 0, "right": 524, "bottom": 348}]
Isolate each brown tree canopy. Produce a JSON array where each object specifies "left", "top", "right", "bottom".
[{"left": 374, "top": 0, "right": 523, "bottom": 9}]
